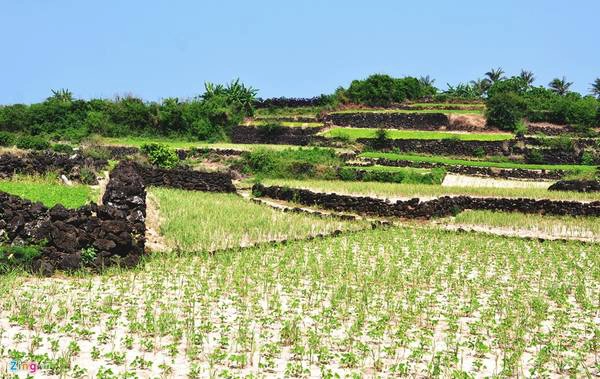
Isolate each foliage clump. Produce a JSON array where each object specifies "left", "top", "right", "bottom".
[{"left": 141, "top": 143, "right": 179, "bottom": 169}]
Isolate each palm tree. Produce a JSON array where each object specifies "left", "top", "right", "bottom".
[
  {"left": 418, "top": 75, "right": 435, "bottom": 87},
  {"left": 549, "top": 77, "right": 573, "bottom": 96},
  {"left": 49, "top": 88, "right": 73, "bottom": 102},
  {"left": 519, "top": 70, "right": 535, "bottom": 86},
  {"left": 591, "top": 78, "right": 600, "bottom": 99},
  {"left": 470, "top": 78, "right": 491, "bottom": 95},
  {"left": 485, "top": 67, "right": 506, "bottom": 83}
]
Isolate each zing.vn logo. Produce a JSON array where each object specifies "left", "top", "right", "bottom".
[{"left": 8, "top": 360, "right": 41, "bottom": 374}]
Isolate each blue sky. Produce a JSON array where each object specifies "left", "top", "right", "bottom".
[{"left": 1, "top": 0, "right": 598, "bottom": 104}]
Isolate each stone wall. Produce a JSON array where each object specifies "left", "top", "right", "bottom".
[
  {"left": 359, "top": 138, "right": 522, "bottom": 157},
  {"left": 324, "top": 112, "right": 450, "bottom": 130},
  {"left": 548, "top": 180, "right": 600, "bottom": 192},
  {"left": 253, "top": 184, "right": 600, "bottom": 218},
  {"left": 230, "top": 125, "right": 324, "bottom": 145},
  {"left": 134, "top": 163, "right": 236, "bottom": 193},
  {"left": 1, "top": 161, "right": 146, "bottom": 276},
  {"left": 359, "top": 157, "right": 565, "bottom": 180},
  {"left": 0, "top": 151, "right": 107, "bottom": 182}
]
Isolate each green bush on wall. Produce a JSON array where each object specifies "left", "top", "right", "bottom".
[
  {"left": 16, "top": 135, "right": 50, "bottom": 150},
  {"left": 141, "top": 143, "right": 179, "bottom": 169}
]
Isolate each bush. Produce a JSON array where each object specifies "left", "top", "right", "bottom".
[
  {"left": 485, "top": 92, "right": 527, "bottom": 131},
  {"left": 16, "top": 135, "right": 50, "bottom": 150},
  {"left": 141, "top": 143, "right": 179, "bottom": 169},
  {"left": 345, "top": 74, "right": 435, "bottom": 106},
  {"left": 242, "top": 148, "right": 341, "bottom": 179},
  {"left": 339, "top": 167, "right": 446, "bottom": 184},
  {"left": 51, "top": 143, "right": 74, "bottom": 154},
  {"left": 0, "top": 131, "right": 15, "bottom": 146}
]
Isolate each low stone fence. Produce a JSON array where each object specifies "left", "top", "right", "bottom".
[
  {"left": 230, "top": 125, "right": 324, "bottom": 145},
  {"left": 359, "top": 138, "right": 522, "bottom": 157},
  {"left": 253, "top": 184, "right": 600, "bottom": 218},
  {"left": 548, "top": 180, "right": 600, "bottom": 192},
  {"left": 0, "top": 151, "right": 107, "bottom": 182},
  {"left": 324, "top": 112, "right": 450, "bottom": 130},
  {"left": 358, "top": 157, "right": 565, "bottom": 180},
  {"left": 134, "top": 163, "right": 236, "bottom": 192},
  {"left": 1, "top": 161, "right": 146, "bottom": 275}
]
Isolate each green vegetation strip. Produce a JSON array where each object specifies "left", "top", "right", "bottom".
[
  {"left": 260, "top": 178, "right": 600, "bottom": 202},
  {"left": 99, "top": 136, "right": 351, "bottom": 153},
  {"left": 244, "top": 120, "right": 323, "bottom": 128},
  {"left": 331, "top": 108, "right": 484, "bottom": 115},
  {"left": 360, "top": 152, "right": 597, "bottom": 172},
  {"left": 0, "top": 176, "right": 96, "bottom": 208},
  {"left": 321, "top": 128, "right": 514, "bottom": 141},
  {"left": 150, "top": 188, "right": 367, "bottom": 252}
]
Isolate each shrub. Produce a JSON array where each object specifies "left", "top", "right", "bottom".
[
  {"left": 485, "top": 92, "right": 527, "bottom": 131},
  {"left": 0, "top": 131, "right": 15, "bottom": 146},
  {"left": 141, "top": 143, "right": 179, "bottom": 169},
  {"left": 344, "top": 74, "right": 435, "bottom": 106},
  {"left": 16, "top": 135, "right": 50, "bottom": 150},
  {"left": 51, "top": 143, "right": 74, "bottom": 154},
  {"left": 242, "top": 148, "right": 341, "bottom": 179},
  {"left": 514, "top": 121, "right": 528, "bottom": 138},
  {"left": 581, "top": 151, "right": 595, "bottom": 165}
]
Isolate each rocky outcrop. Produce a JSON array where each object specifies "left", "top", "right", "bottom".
[
  {"left": 253, "top": 184, "right": 600, "bottom": 219},
  {"left": 548, "top": 180, "right": 600, "bottom": 192}
]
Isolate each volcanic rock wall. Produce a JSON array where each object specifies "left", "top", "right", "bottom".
[
  {"left": 0, "top": 151, "right": 107, "bottom": 182},
  {"left": 1, "top": 161, "right": 146, "bottom": 275},
  {"left": 230, "top": 125, "right": 324, "bottom": 145},
  {"left": 253, "top": 184, "right": 600, "bottom": 218},
  {"left": 324, "top": 112, "right": 450, "bottom": 130},
  {"left": 134, "top": 163, "right": 236, "bottom": 192}
]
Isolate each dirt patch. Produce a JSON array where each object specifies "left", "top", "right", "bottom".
[
  {"left": 145, "top": 193, "right": 169, "bottom": 253},
  {"left": 448, "top": 113, "right": 486, "bottom": 129},
  {"left": 442, "top": 174, "right": 553, "bottom": 189}
]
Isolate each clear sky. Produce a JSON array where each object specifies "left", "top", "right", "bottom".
[{"left": 1, "top": 0, "right": 598, "bottom": 104}]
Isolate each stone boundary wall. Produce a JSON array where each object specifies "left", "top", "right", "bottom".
[
  {"left": 134, "top": 163, "right": 236, "bottom": 193},
  {"left": 357, "top": 157, "right": 565, "bottom": 180},
  {"left": 253, "top": 184, "right": 600, "bottom": 219},
  {"left": 230, "top": 125, "right": 325, "bottom": 145},
  {"left": 359, "top": 138, "right": 521, "bottom": 157},
  {"left": 548, "top": 180, "right": 600, "bottom": 192},
  {"left": 1, "top": 161, "right": 146, "bottom": 275},
  {"left": 324, "top": 112, "right": 450, "bottom": 130},
  {"left": 0, "top": 151, "right": 107, "bottom": 182}
]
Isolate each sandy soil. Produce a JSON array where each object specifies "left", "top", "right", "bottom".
[{"left": 442, "top": 174, "right": 553, "bottom": 189}]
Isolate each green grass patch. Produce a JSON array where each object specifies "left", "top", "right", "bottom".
[
  {"left": 0, "top": 175, "right": 96, "bottom": 208},
  {"left": 360, "top": 152, "right": 597, "bottom": 172},
  {"left": 150, "top": 188, "right": 367, "bottom": 251},
  {"left": 254, "top": 106, "right": 327, "bottom": 117},
  {"left": 260, "top": 178, "right": 600, "bottom": 202},
  {"left": 99, "top": 136, "right": 351, "bottom": 153},
  {"left": 243, "top": 120, "right": 323, "bottom": 128},
  {"left": 331, "top": 108, "right": 484, "bottom": 115},
  {"left": 321, "top": 128, "right": 514, "bottom": 141},
  {"left": 339, "top": 166, "right": 446, "bottom": 185}
]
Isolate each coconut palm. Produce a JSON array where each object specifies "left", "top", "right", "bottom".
[
  {"left": 519, "top": 70, "right": 535, "bottom": 86},
  {"left": 549, "top": 77, "right": 573, "bottom": 96},
  {"left": 485, "top": 67, "right": 506, "bottom": 83},
  {"left": 591, "top": 78, "right": 600, "bottom": 99},
  {"left": 49, "top": 88, "right": 73, "bottom": 102},
  {"left": 470, "top": 78, "right": 492, "bottom": 95},
  {"left": 418, "top": 75, "right": 435, "bottom": 87}
]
